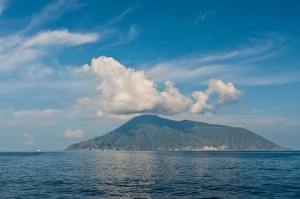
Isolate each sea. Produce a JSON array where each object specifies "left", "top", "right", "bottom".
[{"left": 0, "top": 151, "right": 299, "bottom": 199}]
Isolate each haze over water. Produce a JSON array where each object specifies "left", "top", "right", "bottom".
[{"left": 1, "top": 151, "right": 299, "bottom": 198}]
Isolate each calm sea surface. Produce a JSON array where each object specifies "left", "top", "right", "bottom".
[{"left": 0, "top": 151, "right": 299, "bottom": 198}]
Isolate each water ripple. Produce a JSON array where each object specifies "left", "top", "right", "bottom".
[{"left": 0, "top": 151, "right": 300, "bottom": 198}]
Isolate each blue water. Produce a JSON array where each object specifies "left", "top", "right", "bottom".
[{"left": 0, "top": 151, "right": 300, "bottom": 198}]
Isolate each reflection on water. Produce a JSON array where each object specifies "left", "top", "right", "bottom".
[{"left": 0, "top": 151, "right": 300, "bottom": 198}]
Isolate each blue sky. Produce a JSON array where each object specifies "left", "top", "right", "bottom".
[{"left": 0, "top": 0, "right": 299, "bottom": 151}]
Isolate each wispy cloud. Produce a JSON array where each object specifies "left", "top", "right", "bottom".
[
  {"left": 0, "top": 108, "right": 85, "bottom": 127},
  {"left": 0, "top": 30, "right": 99, "bottom": 72},
  {"left": 104, "top": 25, "right": 139, "bottom": 48},
  {"left": 0, "top": 0, "right": 95, "bottom": 72},
  {"left": 0, "top": 0, "right": 8, "bottom": 16},
  {"left": 231, "top": 72, "right": 300, "bottom": 86},
  {"left": 146, "top": 36, "right": 300, "bottom": 86},
  {"left": 108, "top": 1, "right": 141, "bottom": 25},
  {"left": 23, "top": 0, "right": 82, "bottom": 33},
  {"left": 24, "top": 29, "right": 99, "bottom": 47},
  {"left": 148, "top": 63, "right": 248, "bottom": 85},
  {"left": 127, "top": 25, "right": 139, "bottom": 41},
  {"left": 95, "top": 2, "right": 141, "bottom": 48},
  {"left": 194, "top": 8, "right": 221, "bottom": 24}
]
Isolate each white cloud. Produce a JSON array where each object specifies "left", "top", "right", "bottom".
[
  {"left": 0, "top": 0, "right": 98, "bottom": 72},
  {"left": 190, "top": 79, "right": 241, "bottom": 113},
  {"left": 76, "top": 56, "right": 241, "bottom": 118},
  {"left": 63, "top": 128, "right": 85, "bottom": 138},
  {"left": 207, "top": 79, "right": 242, "bottom": 106},
  {"left": 23, "top": 133, "right": 34, "bottom": 145},
  {"left": 24, "top": 30, "right": 99, "bottom": 47},
  {"left": 76, "top": 56, "right": 191, "bottom": 116},
  {"left": 0, "top": 30, "right": 99, "bottom": 72},
  {"left": 190, "top": 91, "right": 212, "bottom": 113}
]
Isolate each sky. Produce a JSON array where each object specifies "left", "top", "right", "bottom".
[{"left": 0, "top": 0, "right": 300, "bottom": 151}]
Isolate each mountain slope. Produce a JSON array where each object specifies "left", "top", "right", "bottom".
[{"left": 66, "top": 114, "right": 281, "bottom": 151}]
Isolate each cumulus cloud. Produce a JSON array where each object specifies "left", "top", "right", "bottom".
[
  {"left": 190, "top": 91, "right": 212, "bottom": 113},
  {"left": 207, "top": 79, "right": 242, "bottom": 106},
  {"left": 23, "top": 133, "right": 34, "bottom": 145},
  {"left": 76, "top": 57, "right": 190, "bottom": 116},
  {"left": 190, "top": 79, "right": 241, "bottom": 113},
  {"left": 76, "top": 56, "right": 242, "bottom": 118},
  {"left": 63, "top": 128, "right": 85, "bottom": 138}
]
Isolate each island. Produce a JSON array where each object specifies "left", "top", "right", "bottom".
[{"left": 66, "top": 114, "right": 282, "bottom": 151}]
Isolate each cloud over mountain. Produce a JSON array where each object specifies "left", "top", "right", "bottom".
[{"left": 76, "top": 56, "right": 241, "bottom": 119}]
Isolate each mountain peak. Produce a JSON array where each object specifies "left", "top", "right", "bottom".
[
  {"left": 130, "top": 114, "right": 161, "bottom": 120},
  {"left": 118, "top": 114, "right": 176, "bottom": 131}
]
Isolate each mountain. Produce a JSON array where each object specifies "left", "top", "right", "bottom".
[{"left": 66, "top": 114, "right": 282, "bottom": 151}]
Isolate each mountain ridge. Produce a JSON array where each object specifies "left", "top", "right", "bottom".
[{"left": 66, "top": 114, "right": 282, "bottom": 151}]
